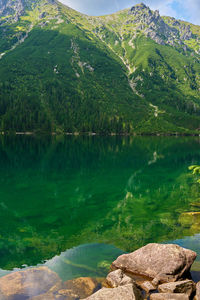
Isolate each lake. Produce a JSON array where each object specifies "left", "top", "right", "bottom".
[{"left": 0, "top": 135, "right": 200, "bottom": 281}]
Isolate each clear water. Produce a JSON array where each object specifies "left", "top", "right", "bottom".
[{"left": 0, "top": 135, "right": 200, "bottom": 280}]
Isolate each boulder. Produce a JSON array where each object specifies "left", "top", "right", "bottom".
[
  {"left": 0, "top": 266, "right": 61, "bottom": 299},
  {"left": 158, "top": 280, "right": 195, "bottom": 296},
  {"left": 140, "top": 281, "right": 156, "bottom": 292},
  {"left": 106, "top": 270, "right": 134, "bottom": 288},
  {"left": 83, "top": 284, "right": 143, "bottom": 300},
  {"left": 111, "top": 243, "right": 196, "bottom": 283},
  {"left": 150, "top": 293, "right": 189, "bottom": 300},
  {"left": 195, "top": 281, "right": 200, "bottom": 300}
]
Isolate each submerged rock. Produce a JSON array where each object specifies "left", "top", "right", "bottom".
[
  {"left": 30, "top": 289, "right": 77, "bottom": 300},
  {"left": 64, "top": 277, "right": 101, "bottom": 298},
  {"left": 83, "top": 284, "right": 143, "bottom": 300},
  {"left": 179, "top": 212, "right": 200, "bottom": 227},
  {"left": 158, "top": 280, "right": 195, "bottom": 296},
  {"left": 30, "top": 277, "right": 102, "bottom": 300},
  {"left": 0, "top": 266, "right": 61, "bottom": 299},
  {"left": 30, "top": 282, "right": 67, "bottom": 299},
  {"left": 30, "top": 293, "right": 59, "bottom": 300},
  {"left": 0, "top": 243, "right": 197, "bottom": 300},
  {"left": 111, "top": 243, "right": 197, "bottom": 283}
]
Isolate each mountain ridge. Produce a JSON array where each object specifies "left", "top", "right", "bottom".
[{"left": 0, "top": 0, "right": 200, "bottom": 134}]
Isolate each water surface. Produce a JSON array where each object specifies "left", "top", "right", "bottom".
[{"left": 0, "top": 135, "right": 200, "bottom": 280}]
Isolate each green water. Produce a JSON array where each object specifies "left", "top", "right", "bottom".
[{"left": 0, "top": 135, "right": 200, "bottom": 280}]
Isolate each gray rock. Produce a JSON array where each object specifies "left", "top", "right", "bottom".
[
  {"left": 84, "top": 284, "right": 143, "bottom": 300},
  {"left": 150, "top": 293, "right": 189, "bottom": 300},
  {"left": 158, "top": 280, "right": 196, "bottom": 296},
  {"left": 0, "top": 0, "right": 24, "bottom": 21},
  {"left": 39, "top": 12, "right": 47, "bottom": 19},
  {"left": 106, "top": 269, "right": 134, "bottom": 287},
  {"left": 180, "top": 24, "right": 193, "bottom": 40},
  {"left": 129, "top": 3, "right": 148, "bottom": 14},
  {"left": 111, "top": 243, "right": 197, "bottom": 283},
  {"left": 127, "top": 3, "right": 193, "bottom": 51}
]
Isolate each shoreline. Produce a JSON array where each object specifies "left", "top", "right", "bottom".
[
  {"left": 0, "top": 243, "right": 199, "bottom": 299},
  {"left": 0, "top": 132, "right": 200, "bottom": 137}
]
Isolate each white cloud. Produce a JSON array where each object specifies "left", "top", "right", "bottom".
[
  {"left": 177, "top": 0, "right": 200, "bottom": 25},
  {"left": 59, "top": 0, "right": 120, "bottom": 15}
]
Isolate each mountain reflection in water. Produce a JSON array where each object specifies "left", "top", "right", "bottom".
[{"left": 0, "top": 135, "right": 200, "bottom": 278}]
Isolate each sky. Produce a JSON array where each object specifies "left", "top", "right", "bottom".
[{"left": 59, "top": 0, "right": 200, "bottom": 25}]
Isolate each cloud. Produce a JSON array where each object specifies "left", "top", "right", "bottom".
[
  {"left": 177, "top": 0, "right": 200, "bottom": 25},
  {"left": 59, "top": 0, "right": 200, "bottom": 25},
  {"left": 59, "top": 0, "right": 122, "bottom": 15}
]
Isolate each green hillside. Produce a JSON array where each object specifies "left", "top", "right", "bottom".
[{"left": 0, "top": 0, "right": 200, "bottom": 134}]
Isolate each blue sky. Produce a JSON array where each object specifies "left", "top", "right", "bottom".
[{"left": 59, "top": 0, "right": 200, "bottom": 25}]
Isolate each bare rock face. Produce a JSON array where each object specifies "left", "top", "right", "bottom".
[
  {"left": 111, "top": 243, "right": 197, "bottom": 283},
  {"left": 83, "top": 284, "right": 143, "bottom": 300},
  {"left": 127, "top": 3, "right": 194, "bottom": 50},
  {"left": 0, "top": 0, "right": 24, "bottom": 21},
  {"left": 0, "top": 266, "right": 61, "bottom": 299},
  {"left": 158, "top": 280, "right": 196, "bottom": 296},
  {"left": 106, "top": 269, "right": 134, "bottom": 288},
  {"left": 150, "top": 293, "right": 189, "bottom": 300}
]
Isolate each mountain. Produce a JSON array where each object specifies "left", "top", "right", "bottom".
[{"left": 0, "top": 0, "right": 200, "bottom": 134}]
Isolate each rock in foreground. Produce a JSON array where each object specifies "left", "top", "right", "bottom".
[
  {"left": 111, "top": 243, "right": 197, "bottom": 283},
  {"left": 150, "top": 293, "right": 189, "bottom": 300},
  {"left": 106, "top": 269, "right": 134, "bottom": 287},
  {"left": 195, "top": 281, "right": 200, "bottom": 299},
  {"left": 158, "top": 280, "right": 195, "bottom": 296},
  {"left": 0, "top": 243, "right": 198, "bottom": 300},
  {"left": 84, "top": 284, "right": 143, "bottom": 300}
]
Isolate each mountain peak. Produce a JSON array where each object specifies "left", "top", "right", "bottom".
[
  {"left": 0, "top": 0, "right": 24, "bottom": 20},
  {"left": 129, "top": 3, "right": 150, "bottom": 13},
  {"left": 136, "top": 3, "right": 148, "bottom": 9},
  {"left": 0, "top": 0, "right": 55, "bottom": 21},
  {"left": 0, "top": 0, "right": 199, "bottom": 134},
  {"left": 125, "top": 3, "right": 194, "bottom": 47}
]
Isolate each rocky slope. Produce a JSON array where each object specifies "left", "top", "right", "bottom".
[{"left": 0, "top": 0, "right": 200, "bottom": 133}]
